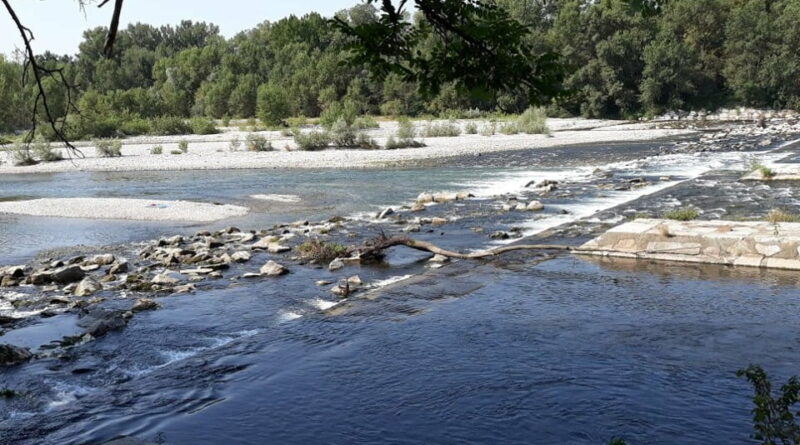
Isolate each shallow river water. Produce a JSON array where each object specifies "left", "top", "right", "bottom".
[{"left": 2, "top": 136, "right": 800, "bottom": 444}]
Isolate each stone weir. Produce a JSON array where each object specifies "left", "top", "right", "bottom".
[{"left": 578, "top": 218, "right": 800, "bottom": 270}]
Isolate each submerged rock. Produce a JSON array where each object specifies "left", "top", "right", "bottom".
[
  {"left": 131, "top": 298, "right": 158, "bottom": 312},
  {"left": 526, "top": 201, "right": 545, "bottom": 211},
  {"left": 231, "top": 251, "right": 252, "bottom": 262},
  {"left": 377, "top": 208, "right": 395, "bottom": 219},
  {"left": 0, "top": 344, "right": 33, "bottom": 366},
  {"left": 79, "top": 310, "right": 128, "bottom": 338}
]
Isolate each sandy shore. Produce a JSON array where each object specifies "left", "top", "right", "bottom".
[
  {"left": 0, "top": 198, "right": 249, "bottom": 222},
  {"left": 0, "top": 119, "right": 696, "bottom": 174}
]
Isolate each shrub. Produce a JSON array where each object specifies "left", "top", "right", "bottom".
[
  {"left": 149, "top": 116, "right": 191, "bottom": 135},
  {"left": 751, "top": 162, "right": 775, "bottom": 179},
  {"left": 331, "top": 118, "right": 357, "bottom": 147},
  {"left": 465, "top": 122, "right": 478, "bottom": 134},
  {"left": 190, "top": 117, "right": 218, "bottom": 135},
  {"left": 119, "top": 116, "right": 151, "bottom": 136},
  {"left": 294, "top": 130, "right": 331, "bottom": 151},
  {"left": 297, "top": 239, "right": 348, "bottom": 263},
  {"left": 423, "top": 120, "right": 461, "bottom": 137},
  {"left": 499, "top": 122, "right": 520, "bottom": 135},
  {"left": 516, "top": 106, "right": 550, "bottom": 134},
  {"left": 766, "top": 208, "right": 800, "bottom": 223},
  {"left": 229, "top": 136, "right": 241, "bottom": 152},
  {"left": 150, "top": 145, "right": 163, "bottom": 155},
  {"left": 737, "top": 365, "right": 800, "bottom": 444},
  {"left": 396, "top": 117, "right": 416, "bottom": 141},
  {"left": 356, "top": 131, "right": 380, "bottom": 149},
  {"left": 177, "top": 139, "right": 189, "bottom": 153},
  {"left": 285, "top": 116, "right": 308, "bottom": 128},
  {"left": 170, "top": 149, "right": 183, "bottom": 155},
  {"left": 95, "top": 139, "right": 122, "bottom": 157},
  {"left": 221, "top": 116, "right": 231, "bottom": 127},
  {"left": 480, "top": 120, "right": 497, "bottom": 136},
  {"left": 11, "top": 143, "right": 36, "bottom": 166},
  {"left": 354, "top": 115, "right": 380, "bottom": 130},
  {"left": 32, "top": 140, "right": 63, "bottom": 162},
  {"left": 320, "top": 100, "right": 358, "bottom": 129},
  {"left": 662, "top": 207, "right": 699, "bottom": 221},
  {"left": 245, "top": 133, "right": 271, "bottom": 151}
]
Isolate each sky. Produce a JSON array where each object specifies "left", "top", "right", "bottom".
[{"left": 0, "top": 0, "right": 358, "bottom": 57}]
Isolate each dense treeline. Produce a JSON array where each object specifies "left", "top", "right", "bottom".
[{"left": 2, "top": 0, "right": 800, "bottom": 138}]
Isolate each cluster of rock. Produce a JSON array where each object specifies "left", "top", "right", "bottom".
[{"left": 658, "top": 117, "right": 800, "bottom": 155}]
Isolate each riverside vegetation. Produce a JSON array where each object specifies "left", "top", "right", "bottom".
[{"left": 3, "top": 0, "right": 800, "bottom": 143}]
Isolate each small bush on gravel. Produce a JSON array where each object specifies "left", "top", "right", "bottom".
[
  {"left": 95, "top": 139, "right": 122, "bottom": 157},
  {"left": 356, "top": 131, "right": 380, "bottom": 149},
  {"left": 465, "top": 122, "right": 478, "bottom": 134},
  {"left": 170, "top": 149, "right": 183, "bottom": 155},
  {"left": 766, "top": 208, "right": 800, "bottom": 223},
  {"left": 396, "top": 117, "right": 416, "bottom": 141},
  {"left": 150, "top": 145, "right": 163, "bottom": 155},
  {"left": 294, "top": 130, "right": 331, "bottom": 151},
  {"left": 516, "top": 106, "right": 550, "bottom": 134},
  {"left": 499, "top": 122, "right": 520, "bottom": 135},
  {"left": 229, "top": 136, "right": 241, "bottom": 152},
  {"left": 297, "top": 239, "right": 348, "bottom": 263},
  {"left": 663, "top": 207, "right": 699, "bottom": 221},
  {"left": 11, "top": 143, "right": 36, "bottom": 166},
  {"left": 480, "top": 120, "right": 497, "bottom": 136},
  {"left": 245, "top": 134, "right": 272, "bottom": 151},
  {"left": 751, "top": 162, "right": 775, "bottom": 179},
  {"left": 32, "top": 140, "right": 63, "bottom": 162},
  {"left": 331, "top": 118, "right": 357, "bottom": 147},
  {"left": 177, "top": 139, "right": 189, "bottom": 153},
  {"left": 423, "top": 120, "right": 461, "bottom": 137}
]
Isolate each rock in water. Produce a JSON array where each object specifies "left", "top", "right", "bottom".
[
  {"left": 152, "top": 272, "right": 183, "bottom": 285},
  {"left": 377, "top": 207, "right": 394, "bottom": 219},
  {"left": 89, "top": 254, "right": 115, "bottom": 266},
  {"left": 131, "top": 298, "right": 158, "bottom": 312},
  {"left": 231, "top": 251, "right": 252, "bottom": 262},
  {"left": 80, "top": 310, "right": 128, "bottom": 338},
  {"left": 0, "top": 344, "right": 33, "bottom": 366},
  {"left": 526, "top": 201, "right": 544, "bottom": 211},
  {"left": 260, "top": 261, "right": 288, "bottom": 276},
  {"left": 74, "top": 277, "right": 101, "bottom": 297},
  {"left": 267, "top": 243, "right": 291, "bottom": 254},
  {"left": 51, "top": 265, "right": 85, "bottom": 284},
  {"left": 328, "top": 258, "right": 345, "bottom": 271}
]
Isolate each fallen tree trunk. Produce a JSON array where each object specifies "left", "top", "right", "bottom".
[{"left": 347, "top": 235, "right": 579, "bottom": 261}]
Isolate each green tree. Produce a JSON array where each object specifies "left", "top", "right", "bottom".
[{"left": 257, "top": 83, "right": 291, "bottom": 125}]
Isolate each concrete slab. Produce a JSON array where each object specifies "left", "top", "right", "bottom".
[{"left": 578, "top": 218, "right": 800, "bottom": 270}]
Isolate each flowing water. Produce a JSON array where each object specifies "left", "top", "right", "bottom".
[{"left": 2, "top": 137, "right": 800, "bottom": 444}]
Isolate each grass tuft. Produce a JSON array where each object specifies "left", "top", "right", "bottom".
[{"left": 662, "top": 207, "right": 699, "bottom": 221}]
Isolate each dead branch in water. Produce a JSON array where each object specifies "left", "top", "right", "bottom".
[{"left": 347, "top": 235, "right": 578, "bottom": 261}]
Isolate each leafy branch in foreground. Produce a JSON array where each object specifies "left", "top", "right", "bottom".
[
  {"left": 738, "top": 365, "right": 800, "bottom": 445},
  {"left": 332, "top": 0, "right": 566, "bottom": 104}
]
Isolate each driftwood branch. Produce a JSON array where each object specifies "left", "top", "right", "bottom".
[{"left": 347, "top": 235, "right": 578, "bottom": 261}]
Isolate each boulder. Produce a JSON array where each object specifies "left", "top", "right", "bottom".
[
  {"left": 267, "top": 243, "right": 291, "bottom": 254},
  {"left": 328, "top": 258, "right": 345, "bottom": 271},
  {"left": 109, "top": 261, "right": 129, "bottom": 274},
  {"left": 151, "top": 272, "right": 183, "bottom": 285},
  {"left": 416, "top": 192, "right": 434, "bottom": 204},
  {"left": 131, "top": 298, "right": 158, "bottom": 312},
  {"left": 346, "top": 275, "right": 363, "bottom": 286},
  {"left": 260, "top": 261, "right": 288, "bottom": 276},
  {"left": 0, "top": 344, "right": 33, "bottom": 366},
  {"left": 51, "top": 265, "right": 85, "bottom": 284},
  {"left": 429, "top": 254, "right": 450, "bottom": 264},
  {"left": 74, "top": 277, "right": 101, "bottom": 297},
  {"left": 158, "top": 235, "right": 184, "bottom": 246},
  {"left": 330, "top": 283, "right": 351, "bottom": 297},
  {"left": 89, "top": 254, "right": 115, "bottom": 266},
  {"left": 231, "top": 251, "right": 252, "bottom": 263},
  {"left": 403, "top": 224, "right": 422, "bottom": 233},
  {"left": 79, "top": 310, "right": 128, "bottom": 338},
  {"left": 251, "top": 236, "right": 279, "bottom": 250},
  {"left": 526, "top": 201, "right": 544, "bottom": 211},
  {"left": 410, "top": 203, "right": 426, "bottom": 212},
  {"left": 431, "top": 217, "right": 448, "bottom": 226}
]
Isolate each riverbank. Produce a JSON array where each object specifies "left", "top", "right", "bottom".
[{"left": 0, "top": 119, "right": 695, "bottom": 174}]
